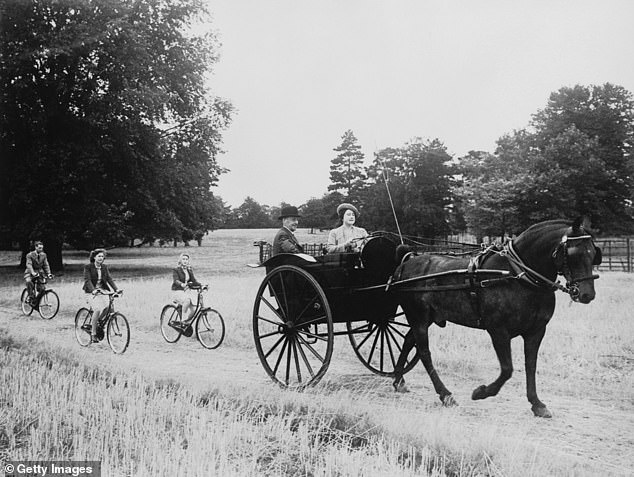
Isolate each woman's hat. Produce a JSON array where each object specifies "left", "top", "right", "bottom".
[
  {"left": 336, "top": 203, "right": 359, "bottom": 217},
  {"left": 278, "top": 206, "right": 301, "bottom": 219}
]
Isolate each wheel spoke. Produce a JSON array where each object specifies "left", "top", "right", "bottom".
[
  {"left": 295, "top": 338, "right": 315, "bottom": 378},
  {"left": 278, "top": 273, "right": 290, "bottom": 319},
  {"left": 260, "top": 296, "right": 285, "bottom": 322},
  {"left": 355, "top": 323, "right": 378, "bottom": 351},
  {"left": 385, "top": 325, "right": 404, "bottom": 355},
  {"left": 383, "top": 327, "right": 398, "bottom": 370},
  {"left": 264, "top": 335, "right": 286, "bottom": 359},
  {"left": 348, "top": 323, "right": 373, "bottom": 334},
  {"left": 380, "top": 328, "right": 385, "bottom": 372},
  {"left": 272, "top": 338, "right": 289, "bottom": 375},
  {"left": 256, "top": 313, "right": 284, "bottom": 327},
  {"left": 295, "top": 328, "right": 327, "bottom": 342},
  {"left": 388, "top": 319, "right": 410, "bottom": 330},
  {"left": 366, "top": 325, "right": 381, "bottom": 365},
  {"left": 258, "top": 329, "right": 281, "bottom": 339},
  {"left": 296, "top": 333, "right": 325, "bottom": 363},
  {"left": 292, "top": 339, "right": 302, "bottom": 383},
  {"left": 285, "top": 337, "right": 292, "bottom": 385},
  {"left": 294, "top": 293, "right": 320, "bottom": 323}
]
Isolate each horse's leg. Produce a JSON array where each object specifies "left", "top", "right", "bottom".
[
  {"left": 392, "top": 330, "right": 414, "bottom": 393},
  {"left": 523, "top": 326, "right": 552, "bottom": 418},
  {"left": 472, "top": 327, "right": 513, "bottom": 401},
  {"left": 411, "top": 321, "right": 456, "bottom": 406}
]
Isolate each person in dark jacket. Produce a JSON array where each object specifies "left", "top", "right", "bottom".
[
  {"left": 272, "top": 206, "right": 304, "bottom": 256},
  {"left": 24, "top": 240, "right": 52, "bottom": 300},
  {"left": 83, "top": 248, "right": 121, "bottom": 342},
  {"left": 171, "top": 253, "right": 202, "bottom": 324}
]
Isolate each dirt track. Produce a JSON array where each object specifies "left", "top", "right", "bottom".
[{"left": 1, "top": 304, "right": 632, "bottom": 476}]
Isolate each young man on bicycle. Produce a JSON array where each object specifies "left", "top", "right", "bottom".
[{"left": 24, "top": 241, "right": 52, "bottom": 301}]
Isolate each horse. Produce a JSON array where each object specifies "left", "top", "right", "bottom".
[{"left": 390, "top": 218, "right": 601, "bottom": 418}]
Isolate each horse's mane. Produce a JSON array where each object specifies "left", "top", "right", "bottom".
[{"left": 521, "top": 219, "right": 570, "bottom": 235}]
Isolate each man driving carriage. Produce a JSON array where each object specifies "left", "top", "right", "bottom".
[
  {"left": 272, "top": 205, "right": 304, "bottom": 256},
  {"left": 24, "top": 240, "right": 52, "bottom": 301}
]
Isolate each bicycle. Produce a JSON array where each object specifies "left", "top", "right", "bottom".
[
  {"left": 20, "top": 272, "right": 59, "bottom": 319},
  {"left": 74, "top": 290, "right": 130, "bottom": 354},
  {"left": 160, "top": 285, "right": 225, "bottom": 349}
]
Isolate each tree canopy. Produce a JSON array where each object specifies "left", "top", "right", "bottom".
[
  {"left": 459, "top": 84, "right": 634, "bottom": 237},
  {"left": 0, "top": 0, "right": 233, "bottom": 268}
]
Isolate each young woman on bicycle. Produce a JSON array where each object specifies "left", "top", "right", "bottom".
[
  {"left": 171, "top": 253, "right": 202, "bottom": 325},
  {"left": 83, "top": 248, "right": 121, "bottom": 342}
]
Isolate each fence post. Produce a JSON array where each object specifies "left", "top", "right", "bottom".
[{"left": 628, "top": 238, "right": 632, "bottom": 273}]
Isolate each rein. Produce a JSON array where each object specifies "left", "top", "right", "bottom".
[{"left": 500, "top": 241, "right": 570, "bottom": 293}]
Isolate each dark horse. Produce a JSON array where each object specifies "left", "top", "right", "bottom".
[{"left": 391, "top": 218, "right": 601, "bottom": 417}]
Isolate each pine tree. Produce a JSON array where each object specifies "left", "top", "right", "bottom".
[{"left": 328, "top": 130, "right": 366, "bottom": 200}]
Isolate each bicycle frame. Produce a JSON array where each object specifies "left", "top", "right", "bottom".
[
  {"left": 93, "top": 291, "right": 122, "bottom": 329},
  {"left": 177, "top": 286, "right": 207, "bottom": 323}
]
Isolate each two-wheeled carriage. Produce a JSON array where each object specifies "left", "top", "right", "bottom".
[
  {"left": 252, "top": 219, "right": 600, "bottom": 419},
  {"left": 252, "top": 234, "right": 425, "bottom": 389}
]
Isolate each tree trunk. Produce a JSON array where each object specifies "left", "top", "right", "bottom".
[
  {"left": 19, "top": 239, "right": 29, "bottom": 269},
  {"left": 44, "top": 236, "right": 64, "bottom": 272}
]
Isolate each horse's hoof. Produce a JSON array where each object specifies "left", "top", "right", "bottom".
[
  {"left": 531, "top": 404, "right": 552, "bottom": 418},
  {"left": 471, "top": 385, "right": 487, "bottom": 400},
  {"left": 393, "top": 379, "right": 410, "bottom": 393},
  {"left": 440, "top": 394, "right": 458, "bottom": 407}
]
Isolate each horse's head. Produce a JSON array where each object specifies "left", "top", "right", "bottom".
[{"left": 551, "top": 218, "right": 601, "bottom": 303}]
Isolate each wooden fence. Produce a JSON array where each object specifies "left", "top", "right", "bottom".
[{"left": 594, "top": 238, "right": 633, "bottom": 272}]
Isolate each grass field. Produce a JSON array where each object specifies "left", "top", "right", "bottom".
[{"left": 1, "top": 228, "right": 633, "bottom": 476}]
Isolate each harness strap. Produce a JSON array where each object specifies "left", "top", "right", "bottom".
[{"left": 503, "top": 241, "right": 569, "bottom": 293}]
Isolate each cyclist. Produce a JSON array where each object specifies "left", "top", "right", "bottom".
[
  {"left": 171, "top": 253, "right": 202, "bottom": 326},
  {"left": 83, "top": 248, "right": 121, "bottom": 343},
  {"left": 24, "top": 241, "right": 52, "bottom": 301}
]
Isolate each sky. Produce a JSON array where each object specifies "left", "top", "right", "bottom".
[{"left": 207, "top": 0, "right": 634, "bottom": 208}]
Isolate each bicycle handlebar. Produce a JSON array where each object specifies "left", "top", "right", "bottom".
[{"left": 94, "top": 289, "right": 123, "bottom": 297}]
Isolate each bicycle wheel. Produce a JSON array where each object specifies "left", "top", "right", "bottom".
[
  {"left": 107, "top": 312, "right": 130, "bottom": 354},
  {"left": 196, "top": 309, "right": 225, "bottom": 349},
  {"left": 38, "top": 290, "right": 60, "bottom": 320},
  {"left": 20, "top": 288, "right": 34, "bottom": 316},
  {"left": 160, "top": 304, "right": 182, "bottom": 343},
  {"left": 74, "top": 308, "right": 93, "bottom": 347}
]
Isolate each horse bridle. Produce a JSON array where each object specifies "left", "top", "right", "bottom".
[{"left": 552, "top": 234, "right": 600, "bottom": 300}]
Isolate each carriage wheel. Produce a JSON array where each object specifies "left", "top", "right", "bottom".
[
  {"left": 346, "top": 308, "right": 418, "bottom": 376},
  {"left": 253, "top": 265, "right": 334, "bottom": 390}
]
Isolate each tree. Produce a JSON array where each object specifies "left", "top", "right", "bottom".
[
  {"left": 300, "top": 192, "right": 344, "bottom": 233},
  {"left": 230, "top": 197, "right": 274, "bottom": 228},
  {"left": 530, "top": 84, "right": 634, "bottom": 232},
  {"left": 328, "top": 129, "right": 366, "bottom": 201},
  {"left": 362, "top": 139, "right": 455, "bottom": 237},
  {"left": 0, "top": 0, "right": 233, "bottom": 269},
  {"left": 458, "top": 84, "right": 634, "bottom": 237}
]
